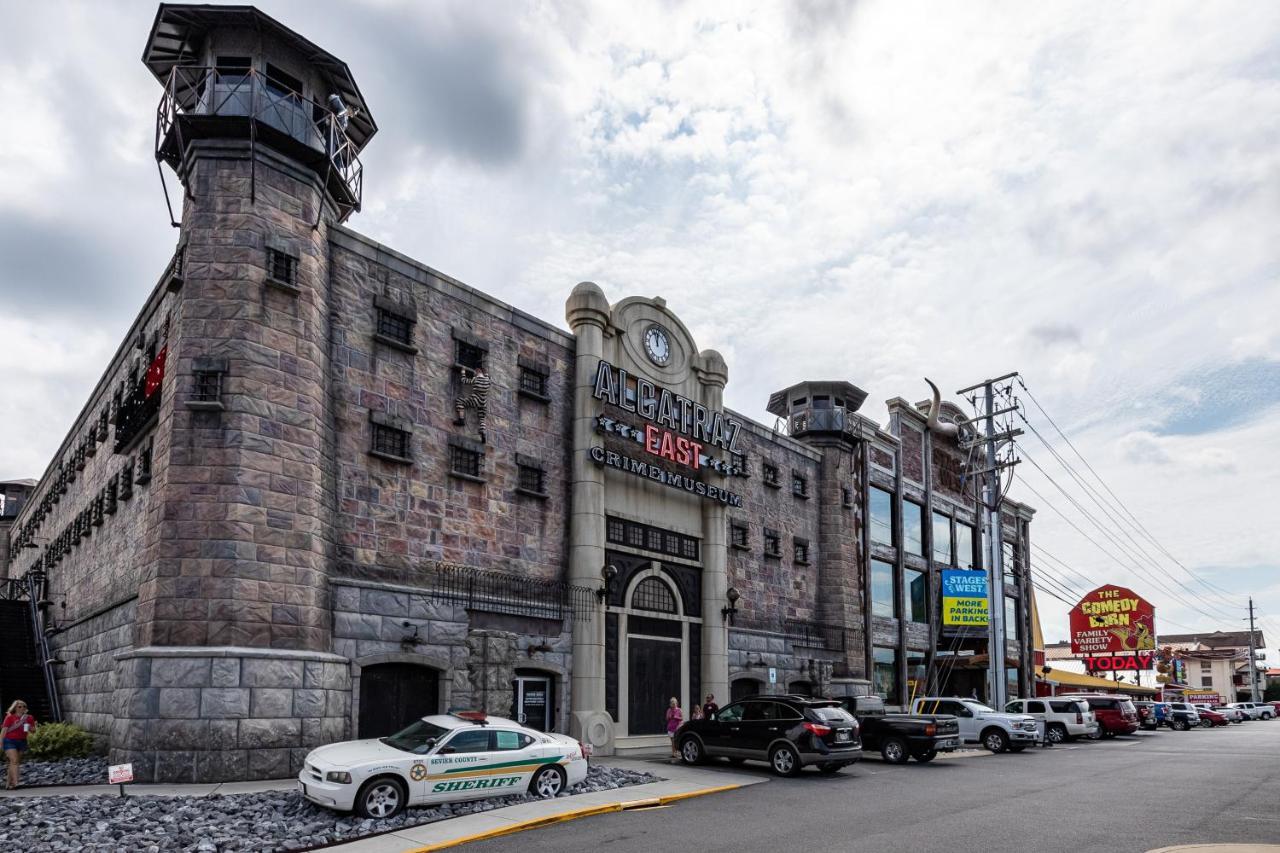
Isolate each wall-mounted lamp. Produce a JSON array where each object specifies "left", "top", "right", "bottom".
[
  {"left": 399, "top": 621, "right": 422, "bottom": 647},
  {"left": 596, "top": 564, "right": 618, "bottom": 601},
  {"left": 721, "top": 587, "right": 741, "bottom": 625}
]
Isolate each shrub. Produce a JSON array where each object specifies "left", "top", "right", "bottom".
[{"left": 26, "top": 722, "right": 95, "bottom": 761}]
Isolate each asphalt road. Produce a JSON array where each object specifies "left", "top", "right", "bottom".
[{"left": 466, "top": 721, "right": 1280, "bottom": 853}]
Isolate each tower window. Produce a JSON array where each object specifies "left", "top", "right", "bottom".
[
  {"left": 517, "top": 460, "right": 546, "bottom": 497},
  {"left": 792, "top": 471, "right": 808, "bottom": 499},
  {"left": 264, "top": 64, "right": 304, "bottom": 99},
  {"left": 376, "top": 309, "right": 414, "bottom": 348},
  {"left": 215, "top": 56, "right": 252, "bottom": 85},
  {"left": 763, "top": 528, "right": 781, "bottom": 558},
  {"left": 450, "top": 444, "right": 483, "bottom": 480},
  {"left": 136, "top": 438, "right": 154, "bottom": 485},
  {"left": 762, "top": 462, "right": 780, "bottom": 488},
  {"left": 456, "top": 340, "right": 486, "bottom": 371},
  {"left": 793, "top": 537, "right": 810, "bottom": 565},
  {"left": 266, "top": 248, "right": 297, "bottom": 289},
  {"left": 730, "top": 521, "right": 749, "bottom": 550},
  {"left": 518, "top": 361, "right": 549, "bottom": 400},
  {"left": 193, "top": 371, "right": 222, "bottom": 403}
]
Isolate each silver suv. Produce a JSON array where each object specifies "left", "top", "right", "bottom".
[{"left": 1006, "top": 697, "right": 1099, "bottom": 743}]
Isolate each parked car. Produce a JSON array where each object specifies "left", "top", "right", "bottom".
[
  {"left": 910, "top": 697, "right": 1039, "bottom": 753},
  {"left": 1210, "top": 705, "right": 1244, "bottom": 723},
  {"left": 837, "top": 695, "right": 960, "bottom": 763},
  {"left": 300, "top": 711, "right": 588, "bottom": 819},
  {"left": 1165, "top": 702, "right": 1202, "bottom": 731},
  {"left": 1005, "top": 698, "right": 1099, "bottom": 743},
  {"left": 1060, "top": 694, "right": 1140, "bottom": 737},
  {"left": 676, "top": 694, "right": 862, "bottom": 776},
  {"left": 1131, "top": 700, "right": 1159, "bottom": 731},
  {"left": 1228, "top": 702, "right": 1273, "bottom": 720},
  {"left": 1196, "top": 708, "right": 1228, "bottom": 728}
]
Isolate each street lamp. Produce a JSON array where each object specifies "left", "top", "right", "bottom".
[
  {"left": 596, "top": 564, "right": 618, "bottom": 601},
  {"left": 721, "top": 587, "right": 740, "bottom": 625}
]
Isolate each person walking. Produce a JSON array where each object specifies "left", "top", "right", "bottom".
[
  {"left": 3, "top": 700, "right": 36, "bottom": 790},
  {"left": 690, "top": 703, "right": 704, "bottom": 722},
  {"left": 665, "top": 697, "right": 683, "bottom": 761},
  {"left": 702, "top": 693, "right": 719, "bottom": 719}
]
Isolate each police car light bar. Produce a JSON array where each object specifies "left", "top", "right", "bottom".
[{"left": 452, "top": 710, "right": 489, "bottom": 724}]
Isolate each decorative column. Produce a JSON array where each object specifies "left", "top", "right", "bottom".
[
  {"left": 564, "top": 282, "right": 613, "bottom": 751},
  {"left": 696, "top": 350, "right": 730, "bottom": 706}
]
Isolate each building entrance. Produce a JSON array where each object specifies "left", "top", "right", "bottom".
[
  {"left": 627, "top": 638, "right": 681, "bottom": 734},
  {"left": 512, "top": 672, "right": 554, "bottom": 731},
  {"left": 357, "top": 663, "right": 439, "bottom": 738}
]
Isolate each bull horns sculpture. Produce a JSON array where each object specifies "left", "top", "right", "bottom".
[{"left": 924, "top": 378, "right": 971, "bottom": 440}]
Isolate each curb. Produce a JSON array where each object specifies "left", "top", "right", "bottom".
[{"left": 405, "top": 783, "right": 743, "bottom": 852}]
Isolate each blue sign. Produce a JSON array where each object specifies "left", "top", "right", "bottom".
[{"left": 942, "top": 570, "right": 989, "bottom": 627}]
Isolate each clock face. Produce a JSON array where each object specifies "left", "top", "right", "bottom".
[{"left": 643, "top": 325, "right": 671, "bottom": 365}]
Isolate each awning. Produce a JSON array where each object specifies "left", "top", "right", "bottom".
[{"left": 1036, "top": 666, "right": 1156, "bottom": 696}]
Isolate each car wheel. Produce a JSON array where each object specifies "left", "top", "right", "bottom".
[
  {"left": 679, "top": 736, "right": 704, "bottom": 765},
  {"left": 912, "top": 749, "right": 938, "bottom": 763},
  {"left": 880, "top": 737, "right": 909, "bottom": 764},
  {"left": 1101, "top": 728, "right": 1116, "bottom": 739},
  {"left": 817, "top": 762, "right": 843, "bottom": 774},
  {"left": 982, "top": 729, "right": 1009, "bottom": 753},
  {"left": 1172, "top": 719, "right": 1188, "bottom": 731},
  {"left": 355, "top": 777, "right": 407, "bottom": 820},
  {"left": 530, "top": 764, "right": 567, "bottom": 798},
  {"left": 769, "top": 743, "right": 801, "bottom": 777},
  {"left": 1201, "top": 719, "right": 1213, "bottom": 729},
  {"left": 1047, "top": 724, "right": 1067, "bottom": 744}
]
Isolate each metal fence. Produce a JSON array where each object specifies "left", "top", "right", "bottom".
[
  {"left": 734, "top": 613, "right": 849, "bottom": 652},
  {"left": 418, "top": 561, "right": 596, "bottom": 623}
]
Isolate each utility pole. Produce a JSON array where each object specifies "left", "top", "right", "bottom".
[
  {"left": 1246, "top": 597, "right": 1260, "bottom": 703},
  {"left": 957, "top": 372, "right": 1022, "bottom": 707}
]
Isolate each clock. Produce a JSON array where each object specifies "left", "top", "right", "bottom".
[{"left": 643, "top": 324, "right": 671, "bottom": 366}]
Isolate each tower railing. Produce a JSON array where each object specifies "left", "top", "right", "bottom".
[{"left": 155, "top": 65, "right": 363, "bottom": 220}]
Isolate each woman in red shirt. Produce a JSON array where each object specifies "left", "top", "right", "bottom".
[{"left": 3, "top": 700, "right": 36, "bottom": 789}]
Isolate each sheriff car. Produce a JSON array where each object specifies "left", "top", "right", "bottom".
[{"left": 299, "top": 711, "right": 590, "bottom": 819}]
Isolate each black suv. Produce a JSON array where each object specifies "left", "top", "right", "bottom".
[{"left": 675, "top": 694, "right": 861, "bottom": 776}]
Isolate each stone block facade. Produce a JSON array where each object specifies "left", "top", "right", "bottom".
[
  {"left": 109, "top": 647, "right": 349, "bottom": 783},
  {"left": 48, "top": 600, "right": 137, "bottom": 742}
]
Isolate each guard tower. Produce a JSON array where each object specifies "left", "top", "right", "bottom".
[
  {"left": 767, "top": 381, "right": 872, "bottom": 685},
  {"left": 144, "top": 3, "right": 376, "bottom": 225}
]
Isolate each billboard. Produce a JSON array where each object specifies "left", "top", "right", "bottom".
[
  {"left": 1069, "top": 585, "right": 1156, "bottom": 655},
  {"left": 942, "top": 570, "right": 989, "bottom": 627}
]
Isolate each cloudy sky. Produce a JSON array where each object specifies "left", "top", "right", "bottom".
[{"left": 2, "top": 1, "right": 1278, "bottom": 661}]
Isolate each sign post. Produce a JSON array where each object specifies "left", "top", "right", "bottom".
[{"left": 108, "top": 762, "right": 134, "bottom": 798}]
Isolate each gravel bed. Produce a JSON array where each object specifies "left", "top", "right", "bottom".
[
  {"left": 0, "top": 764, "right": 659, "bottom": 852},
  {"left": 13, "top": 757, "right": 109, "bottom": 788}
]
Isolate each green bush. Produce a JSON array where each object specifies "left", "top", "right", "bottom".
[{"left": 26, "top": 722, "right": 95, "bottom": 761}]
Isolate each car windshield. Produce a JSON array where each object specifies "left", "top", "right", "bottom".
[
  {"left": 382, "top": 719, "right": 451, "bottom": 754},
  {"left": 965, "top": 702, "right": 997, "bottom": 713}
]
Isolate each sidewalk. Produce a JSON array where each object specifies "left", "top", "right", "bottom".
[{"left": 0, "top": 756, "right": 761, "bottom": 853}]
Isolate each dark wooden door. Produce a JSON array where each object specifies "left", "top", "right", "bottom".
[
  {"left": 628, "top": 638, "right": 680, "bottom": 735},
  {"left": 358, "top": 663, "right": 439, "bottom": 739}
]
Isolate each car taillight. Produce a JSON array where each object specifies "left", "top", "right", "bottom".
[
  {"left": 803, "top": 722, "right": 832, "bottom": 737},
  {"left": 1076, "top": 712, "right": 1083, "bottom": 724},
  {"left": 924, "top": 723, "right": 936, "bottom": 736}
]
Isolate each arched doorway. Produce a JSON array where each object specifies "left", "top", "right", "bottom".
[
  {"left": 788, "top": 680, "right": 813, "bottom": 697},
  {"left": 357, "top": 663, "right": 439, "bottom": 738},
  {"left": 731, "top": 677, "right": 762, "bottom": 703},
  {"left": 624, "top": 573, "right": 688, "bottom": 736}
]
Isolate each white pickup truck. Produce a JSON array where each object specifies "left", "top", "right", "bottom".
[{"left": 911, "top": 697, "right": 1040, "bottom": 753}]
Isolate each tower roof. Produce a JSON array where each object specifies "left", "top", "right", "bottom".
[{"left": 141, "top": 3, "right": 377, "bottom": 153}]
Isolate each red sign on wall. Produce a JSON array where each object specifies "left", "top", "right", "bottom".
[
  {"left": 1084, "top": 653, "right": 1154, "bottom": 671},
  {"left": 1069, "top": 585, "right": 1156, "bottom": 655}
]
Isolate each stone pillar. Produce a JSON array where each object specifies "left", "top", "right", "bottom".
[
  {"left": 812, "top": 435, "right": 866, "bottom": 678},
  {"left": 696, "top": 350, "right": 730, "bottom": 706},
  {"left": 565, "top": 282, "right": 613, "bottom": 752}
]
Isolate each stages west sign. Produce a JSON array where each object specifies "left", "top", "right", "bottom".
[
  {"left": 942, "top": 570, "right": 989, "bottom": 627},
  {"left": 591, "top": 359, "right": 747, "bottom": 507},
  {"left": 1069, "top": 585, "right": 1156, "bottom": 655}
]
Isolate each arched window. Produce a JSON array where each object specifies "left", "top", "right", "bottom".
[{"left": 631, "top": 576, "right": 677, "bottom": 614}]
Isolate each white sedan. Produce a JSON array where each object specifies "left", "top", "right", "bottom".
[{"left": 299, "top": 712, "right": 589, "bottom": 819}]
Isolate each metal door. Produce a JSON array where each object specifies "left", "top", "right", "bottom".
[
  {"left": 628, "top": 638, "right": 680, "bottom": 735},
  {"left": 358, "top": 663, "right": 439, "bottom": 739},
  {"left": 513, "top": 676, "right": 552, "bottom": 731}
]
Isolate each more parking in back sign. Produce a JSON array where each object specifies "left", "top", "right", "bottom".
[{"left": 942, "top": 570, "right": 988, "bottom": 627}]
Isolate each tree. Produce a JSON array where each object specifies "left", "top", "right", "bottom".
[{"left": 1264, "top": 681, "right": 1280, "bottom": 703}]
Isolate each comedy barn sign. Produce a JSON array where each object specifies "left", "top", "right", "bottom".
[{"left": 1069, "top": 585, "right": 1156, "bottom": 655}]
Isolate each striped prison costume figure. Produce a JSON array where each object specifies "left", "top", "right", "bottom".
[{"left": 454, "top": 367, "right": 491, "bottom": 442}]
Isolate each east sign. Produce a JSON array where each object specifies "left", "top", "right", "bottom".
[{"left": 1069, "top": 585, "right": 1156, "bottom": 655}]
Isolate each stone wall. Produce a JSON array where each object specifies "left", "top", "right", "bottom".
[
  {"left": 50, "top": 599, "right": 137, "bottom": 741},
  {"left": 727, "top": 628, "right": 843, "bottom": 694},
  {"left": 109, "top": 647, "right": 349, "bottom": 783},
  {"left": 326, "top": 230, "right": 574, "bottom": 586}
]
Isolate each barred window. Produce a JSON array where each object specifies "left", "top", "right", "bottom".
[
  {"left": 730, "top": 521, "right": 749, "bottom": 549},
  {"left": 631, "top": 577, "right": 677, "bottom": 614},
  {"left": 105, "top": 476, "right": 118, "bottom": 514},
  {"left": 518, "top": 365, "right": 548, "bottom": 398},
  {"left": 372, "top": 423, "right": 411, "bottom": 461},
  {"left": 92, "top": 494, "right": 104, "bottom": 526},
  {"left": 792, "top": 471, "right": 808, "bottom": 498},
  {"left": 267, "top": 248, "right": 297, "bottom": 287},
  {"left": 842, "top": 486, "right": 853, "bottom": 507},
  {"left": 517, "top": 462, "right": 545, "bottom": 495},
  {"left": 376, "top": 309, "right": 414, "bottom": 347},
  {"left": 119, "top": 460, "right": 134, "bottom": 501},
  {"left": 136, "top": 440, "right": 154, "bottom": 485},
  {"left": 450, "top": 444, "right": 482, "bottom": 478},
  {"left": 793, "top": 537, "right": 810, "bottom": 564},
  {"left": 193, "top": 371, "right": 222, "bottom": 403},
  {"left": 456, "top": 341, "right": 485, "bottom": 371},
  {"left": 762, "top": 462, "right": 780, "bottom": 488},
  {"left": 764, "top": 528, "right": 781, "bottom": 558}
]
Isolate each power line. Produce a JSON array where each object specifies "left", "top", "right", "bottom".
[{"left": 1017, "top": 378, "right": 1244, "bottom": 601}]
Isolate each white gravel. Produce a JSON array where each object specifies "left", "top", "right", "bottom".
[{"left": 0, "top": 764, "right": 659, "bottom": 852}]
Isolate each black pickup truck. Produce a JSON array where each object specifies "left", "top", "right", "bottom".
[{"left": 837, "top": 695, "right": 961, "bottom": 764}]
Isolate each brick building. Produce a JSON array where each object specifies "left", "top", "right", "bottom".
[{"left": 4, "top": 4, "right": 1036, "bottom": 782}]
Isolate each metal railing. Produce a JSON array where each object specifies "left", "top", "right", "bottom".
[
  {"left": 734, "top": 614, "right": 849, "bottom": 652},
  {"left": 419, "top": 561, "right": 596, "bottom": 623},
  {"left": 156, "top": 65, "right": 363, "bottom": 218},
  {"left": 2, "top": 571, "right": 62, "bottom": 722}
]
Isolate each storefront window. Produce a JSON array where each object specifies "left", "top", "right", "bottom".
[
  {"left": 870, "top": 486, "right": 894, "bottom": 545},
  {"left": 956, "top": 521, "right": 975, "bottom": 569},
  {"left": 871, "top": 559, "right": 895, "bottom": 618},
  {"left": 874, "top": 647, "right": 899, "bottom": 701},
  {"left": 1005, "top": 666, "right": 1020, "bottom": 700},
  {"left": 904, "top": 568, "right": 927, "bottom": 624},
  {"left": 903, "top": 500, "right": 924, "bottom": 556},
  {"left": 906, "top": 651, "right": 927, "bottom": 702},
  {"left": 1004, "top": 595, "right": 1020, "bottom": 642},
  {"left": 932, "top": 512, "right": 952, "bottom": 564}
]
